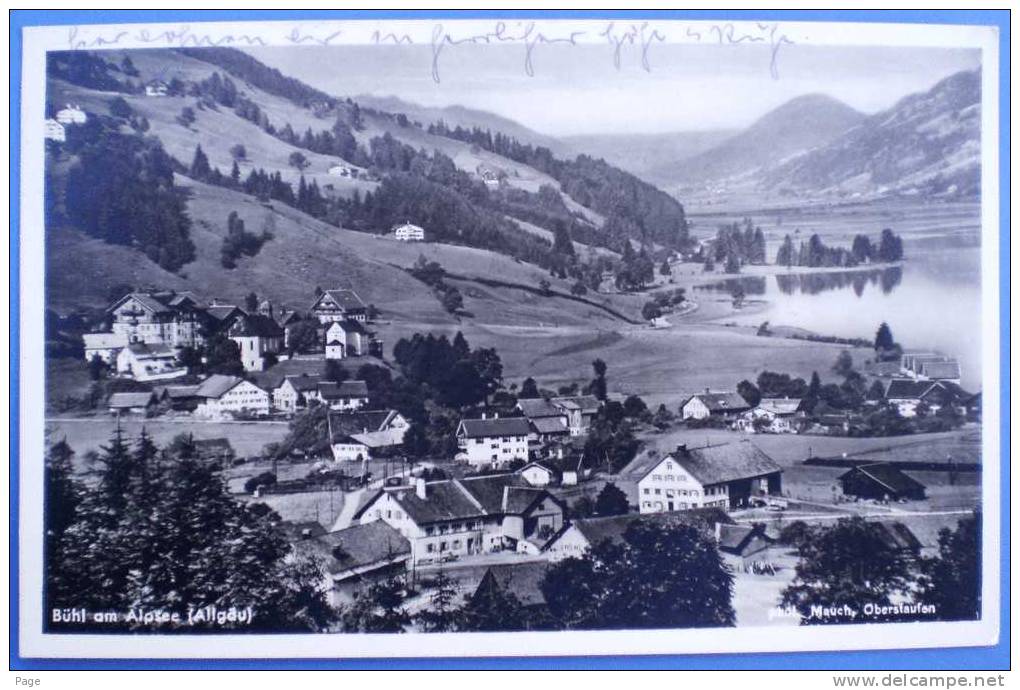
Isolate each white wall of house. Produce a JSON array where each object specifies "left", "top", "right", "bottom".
[
  {"left": 543, "top": 525, "right": 591, "bottom": 562},
  {"left": 520, "top": 465, "right": 553, "bottom": 486},
  {"left": 681, "top": 397, "right": 711, "bottom": 420},
  {"left": 637, "top": 456, "right": 715, "bottom": 514},
  {"left": 195, "top": 381, "right": 270, "bottom": 419},
  {"left": 230, "top": 334, "right": 282, "bottom": 372},
  {"left": 331, "top": 440, "right": 370, "bottom": 462},
  {"left": 115, "top": 349, "right": 185, "bottom": 382},
  {"left": 457, "top": 434, "right": 529, "bottom": 469}
]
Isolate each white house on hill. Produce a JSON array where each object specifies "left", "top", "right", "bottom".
[
  {"left": 311, "top": 289, "right": 368, "bottom": 324},
  {"left": 680, "top": 391, "right": 752, "bottom": 420},
  {"left": 324, "top": 320, "right": 371, "bottom": 359},
  {"left": 392, "top": 222, "right": 426, "bottom": 242},
  {"left": 193, "top": 374, "right": 271, "bottom": 419},
  {"left": 56, "top": 104, "right": 87, "bottom": 124},
  {"left": 115, "top": 343, "right": 186, "bottom": 382}
]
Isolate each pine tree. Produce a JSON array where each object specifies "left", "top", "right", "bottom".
[
  {"left": 189, "top": 144, "right": 211, "bottom": 180},
  {"left": 415, "top": 569, "right": 461, "bottom": 632}
]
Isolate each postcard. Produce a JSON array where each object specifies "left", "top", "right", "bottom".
[{"left": 14, "top": 12, "right": 1003, "bottom": 663}]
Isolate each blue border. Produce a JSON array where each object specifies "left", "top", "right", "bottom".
[{"left": 10, "top": 8, "right": 1010, "bottom": 671}]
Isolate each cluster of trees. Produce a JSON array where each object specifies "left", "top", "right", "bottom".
[
  {"left": 58, "top": 119, "right": 196, "bottom": 271},
  {"left": 776, "top": 229, "right": 905, "bottom": 269},
  {"left": 781, "top": 514, "right": 980, "bottom": 624},
  {"left": 392, "top": 331, "right": 503, "bottom": 411},
  {"left": 615, "top": 241, "right": 656, "bottom": 291},
  {"left": 711, "top": 220, "right": 767, "bottom": 268},
  {"left": 407, "top": 255, "right": 464, "bottom": 314},
  {"left": 45, "top": 433, "right": 335, "bottom": 632},
  {"left": 220, "top": 210, "right": 273, "bottom": 269},
  {"left": 427, "top": 121, "right": 692, "bottom": 251},
  {"left": 47, "top": 51, "right": 130, "bottom": 92}
]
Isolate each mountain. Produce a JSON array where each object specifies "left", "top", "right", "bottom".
[
  {"left": 759, "top": 70, "right": 981, "bottom": 199},
  {"left": 560, "top": 130, "right": 735, "bottom": 186},
  {"left": 352, "top": 94, "right": 575, "bottom": 157},
  {"left": 664, "top": 94, "right": 866, "bottom": 187}
]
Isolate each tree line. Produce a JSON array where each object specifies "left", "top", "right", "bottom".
[{"left": 776, "top": 229, "right": 905, "bottom": 268}]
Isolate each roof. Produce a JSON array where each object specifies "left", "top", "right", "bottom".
[
  {"left": 838, "top": 462, "right": 926, "bottom": 494},
  {"left": 251, "top": 359, "right": 329, "bottom": 391},
  {"left": 519, "top": 462, "right": 559, "bottom": 478},
  {"left": 313, "top": 289, "right": 367, "bottom": 313},
  {"left": 551, "top": 395, "right": 601, "bottom": 413},
  {"left": 684, "top": 392, "right": 751, "bottom": 412},
  {"left": 717, "top": 524, "right": 775, "bottom": 555},
  {"left": 873, "top": 521, "right": 923, "bottom": 552},
  {"left": 107, "top": 292, "right": 174, "bottom": 315},
  {"left": 204, "top": 304, "right": 245, "bottom": 323},
  {"left": 516, "top": 398, "right": 564, "bottom": 419},
  {"left": 194, "top": 374, "right": 246, "bottom": 399},
  {"left": 161, "top": 384, "right": 200, "bottom": 399},
  {"left": 392, "top": 222, "right": 424, "bottom": 233},
  {"left": 293, "top": 521, "right": 410, "bottom": 577},
  {"left": 758, "top": 398, "right": 802, "bottom": 415},
  {"left": 83, "top": 332, "right": 128, "bottom": 349},
  {"left": 125, "top": 342, "right": 176, "bottom": 358},
  {"left": 530, "top": 417, "right": 569, "bottom": 435},
  {"left": 274, "top": 309, "right": 301, "bottom": 327},
  {"left": 330, "top": 410, "right": 399, "bottom": 437},
  {"left": 663, "top": 442, "right": 782, "bottom": 486},
  {"left": 457, "top": 417, "right": 531, "bottom": 438},
  {"left": 107, "top": 391, "right": 155, "bottom": 408},
  {"left": 476, "top": 562, "right": 550, "bottom": 608},
  {"left": 318, "top": 380, "right": 369, "bottom": 400},
  {"left": 228, "top": 313, "right": 284, "bottom": 338},
  {"left": 353, "top": 474, "right": 556, "bottom": 526},
  {"left": 554, "top": 509, "right": 735, "bottom": 551},
  {"left": 885, "top": 379, "right": 935, "bottom": 400},
  {"left": 280, "top": 375, "right": 323, "bottom": 392},
  {"left": 920, "top": 360, "right": 962, "bottom": 380},
  {"left": 351, "top": 428, "right": 406, "bottom": 449}
]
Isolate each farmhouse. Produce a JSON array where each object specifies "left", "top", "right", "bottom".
[
  {"left": 153, "top": 383, "right": 202, "bottom": 411},
  {"left": 542, "top": 508, "right": 734, "bottom": 562},
  {"left": 516, "top": 398, "right": 570, "bottom": 445},
  {"left": 329, "top": 409, "right": 409, "bottom": 458},
  {"left": 55, "top": 104, "right": 87, "bottom": 124},
  {"left": 44, "top": 118, "right": 66, "bottom": 142},
  {"left": 628, "top": 442, "right": 783, "bottom": 513},
  {"left": 115, "top": 342, "right": 186, "bottom": 382},
  {"left": 83, "top": 332, "right": 128, "bottom": 365},
  {"left": 311, "top": 289, "right": 368, "bottom": 324},
  {"left": 328, "top": 163, "right": 353, "bottom": 177},
  {"left": 518, "top": 462, "right": 559, "bottom": 487},
  {"left": 884, "top": 379, "right": 970, "bottom": 417},
  {"left": 680, "top": 390, "right": 751, "bottom": 420},
  {"left": 272, "top": 375, "right": 323, "bottom": 414},
  {"left": 838, "top": 463, "right": 927, "bottom": 502},
  {"left": 455, "top": 416, "right": 531, "bottom": 469},
  {"left": 900, "top": 352, "right": 962, "bottom": 383},
  {"left": 291, "top": 521, "right": 411, "bottom": 608},
  {"left": 193, "top": 374, "right": 271, "bottom": 419},
  {"left": 351, "top": 474, "right": 565, "bottom": 565},
  {"left": 316, "top": 380, "right": 370, "bottom": 411},
  {"left": 329, "top": 434, "right": 372, "bottom": 463},
  {"left": 733, "top": 407, "right": 795, "bottom": 434},
  {"left": 392, "top": 222, "right": 426, "bottom": 242},
  {"left": 227, "top": 314, "right": 284, "bottom": 372},
  {"left": 549, "top": 396, "right": 601, "bottom": 435},
  {"left": 107, "top": 391, "right": 157, "bottom": 415}
]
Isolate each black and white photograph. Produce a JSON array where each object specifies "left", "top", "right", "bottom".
[{"left": 15, "top": 14, "right": 1003, "bottom": 662}]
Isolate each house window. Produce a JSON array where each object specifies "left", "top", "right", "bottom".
[
  {"left": 453, "top": 540, "right": 461, "bottom": 549},
  {"left": 426, "top": 544, "right": 435, "bottom": 553},
  {"left": 654, "top": 489, "right": 661, "bottom": 495},
  {"left": 439, "top": 541, "right": 447, "bottom": 552},
  {"left": 425, "top": 526, "right": 434, "bottom": 536},
  {"left": 467, "top": 538, "right": 474, "bottom": 549},
  {"left": 643, "top": 488, "right": 650, "bottom": 495}
]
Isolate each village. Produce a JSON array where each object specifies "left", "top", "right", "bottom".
[{"left": 46, "top": 275, "right": 982, "bottom": 628}]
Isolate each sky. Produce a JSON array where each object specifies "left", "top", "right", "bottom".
[{"left": 245, "top": 43, "right": 979, "bottom": 137}]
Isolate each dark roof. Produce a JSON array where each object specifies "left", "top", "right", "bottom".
[
  {"left": 193, "top": 438, "right": 233, "bottom": 452},
  {"left": 458, "top": 417, "right": 531, "bottom": 438},
  {"left": 108, "top": 292, "right": 174, "bottom": 315},
  {"left": 313, "top": 289, "right": 367, "bottom": 312},
  {"left": 564, "top": 508, "right": 735, "bottom": 550},
  {"left": 838, "top": 463, "right": 926, "bottom": 494},
  {"left": 204, "top": 304, "right": 245, "bottom": 323},
  {"left": 330, "top": 409, "right": 398, "bottom": 438},
  {"left": 353, "top": 474, "right": 557, "bottom": 526},
  {"left": 920, "top": 360, "right": 961, "bottom": 380},
  {"left": 274, "top": 309, "right": 301, "bottom": 326},
  {"left": 281, "top": 375, "right": 322, "bottom": 392},
  {"left": 327, "top": 319, "right": 369, "bottom": 335},
  {"left": 516, "top": 398, "right": 562, "bottom": 419},
  {"left": 476, "top": 562, "right": 551, "bottom": 608},
  {"left": 251, "top": 359, "right": 329, "bottom": 391},
  {"left": 292, "top": 521, "right": 410, "bottom": 576},
  {"left": 530, "top": 417, "right": 569, "bottom": 435},
  {"left": 885, "top": 379, "right": 935, "bottom": 400},
  {"left": 318, "top": 380, "right": 369, "bottom": 399},
  {"left": 228, "top": 313, "right": 284, "bottom": 338},
  {"left": 551, "top": 395, "right": 601, "bottom": 413},
  {"left": 669, "top": 442, "right": 782, "bottom": 486},
  {"left": 921, "top": 381, "right": 973, "bottom": 403},
  {"left": 685, "top": 392, "right": 751, "bottom": 412},
  {"left": 107, "top": 391, "right": 155, "bottom": 408},
  {"left": 717, "top": 524, "right": 775, "bottom": 556},
  {"left": 159, "top": 384, "right": 200, "bottom": 399},
  {"left": 194, "top": 374, "right": 246, "bottom": 398},
  {"left": 873, "top": 521, "right": 923, "bottom": 552}
]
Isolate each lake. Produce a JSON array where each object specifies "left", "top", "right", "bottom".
[{"left": 702, "top": 238, "right": 984, "bottom": 391}]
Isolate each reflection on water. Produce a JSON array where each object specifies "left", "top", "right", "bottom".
[
  {"left": 774, "top": 266, "right": 903, "bottom": 297},
  {"left": 696, "top": 266, "right": 903, "bottom": 298}
]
